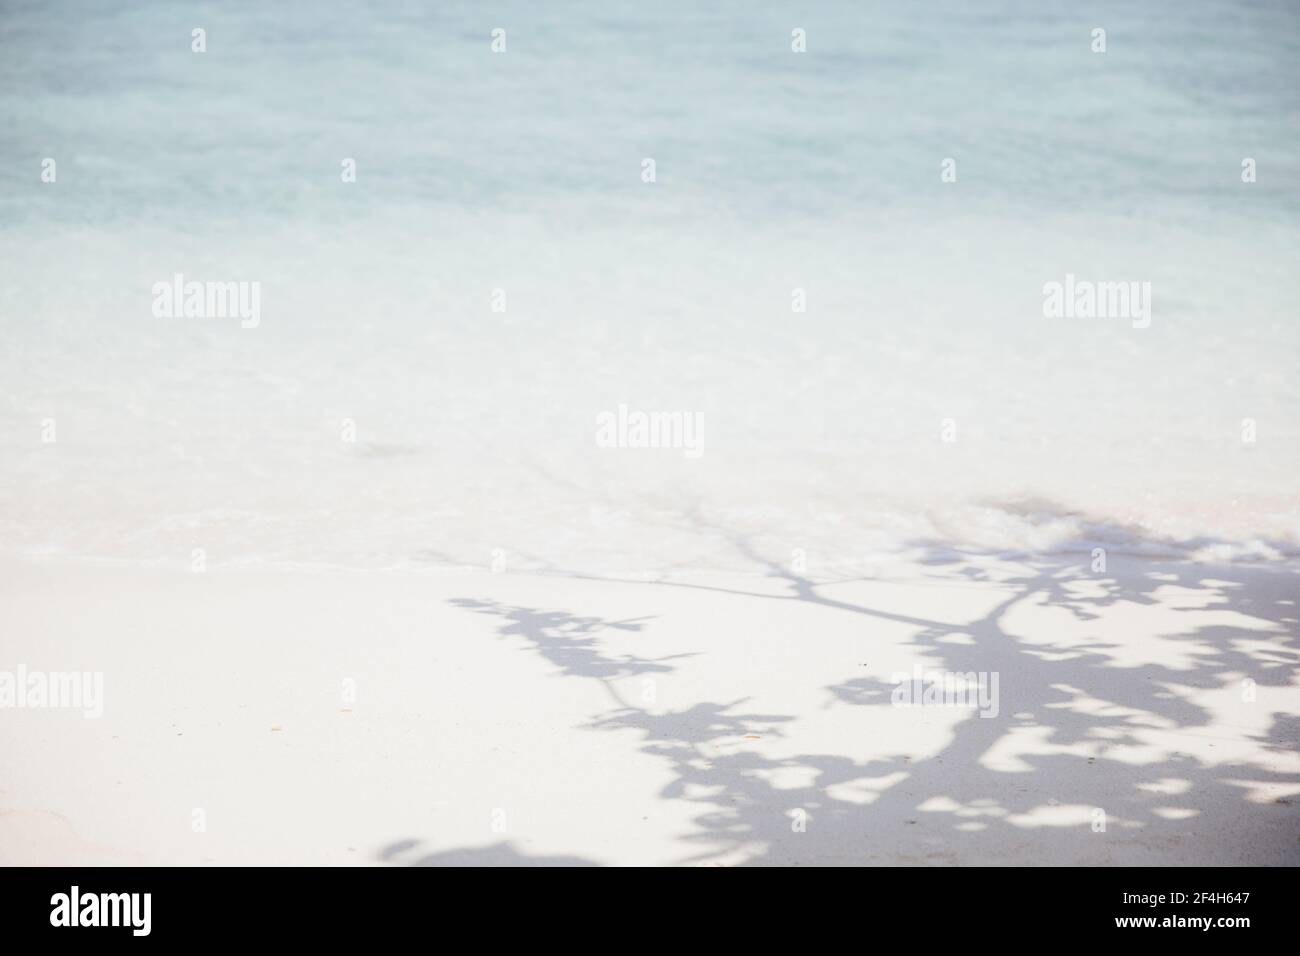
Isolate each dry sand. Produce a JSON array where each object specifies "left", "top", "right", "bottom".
[{"left": 1, "top": 553, "right": 1297, "bottom": 866}]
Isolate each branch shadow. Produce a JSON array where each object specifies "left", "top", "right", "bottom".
[
  {"left": 383, "top": 507, "right": 1300, "bottom": 866},
  {"left": 379, "top": 838, "right": 599, "bottom": 867}
]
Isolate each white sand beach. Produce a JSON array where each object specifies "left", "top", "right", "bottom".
[
  {"left": 2, "top": 551, "right": 1296, "bottom": 866},
  {"left": 2, "top": 1, "right": 1299, "bottom": 868}
]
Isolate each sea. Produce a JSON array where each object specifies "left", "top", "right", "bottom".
[{"left": 2, "top": 0, "right": 1298, "bottom": 575}]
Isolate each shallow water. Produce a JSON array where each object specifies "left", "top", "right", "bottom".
[{"left": 2, "top": 0, "right": 1298, "bottom": 573}]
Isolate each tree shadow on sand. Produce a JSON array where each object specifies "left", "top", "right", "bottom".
[
  {"left": 378, "top": 837, "right": 599, "bottom": 867},
  {"left": 385, "top": 512, "right": 1300, "bottom": 865}
]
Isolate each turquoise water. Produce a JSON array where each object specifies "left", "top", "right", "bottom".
[{"left": 2, "top": 1, "right": 1298, "bottom": 571}]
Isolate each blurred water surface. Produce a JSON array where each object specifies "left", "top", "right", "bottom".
[{"left": 1, "top": 1, "right": 1298, "bottom": 572}]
